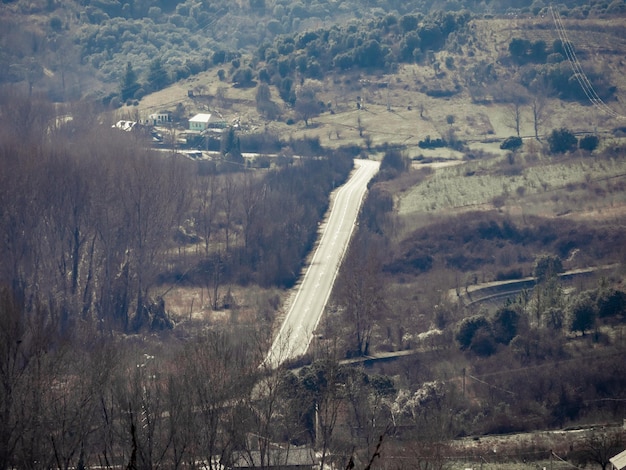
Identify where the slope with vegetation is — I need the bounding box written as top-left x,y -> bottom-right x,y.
1,0 -> 626,467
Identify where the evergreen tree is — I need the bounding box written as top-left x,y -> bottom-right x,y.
120,62 -> 140,101
491,307 -> 520,345
147,58 -> 169,92
220,127 -> 243,165
456,315 -> 490,350
548,128 -> 577,154
568,291 -> 596,336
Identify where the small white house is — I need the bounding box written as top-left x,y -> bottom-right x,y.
189,113 -> 212,131
146,112 -> 169,126
113,120 -> 137,132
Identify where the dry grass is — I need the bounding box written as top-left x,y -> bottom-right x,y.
395,152 -> 626,230
122,15 -> 626,158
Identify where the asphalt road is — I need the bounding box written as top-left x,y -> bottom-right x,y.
264,158 -> 380,368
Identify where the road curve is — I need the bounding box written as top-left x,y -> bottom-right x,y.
264,159 -> 380,368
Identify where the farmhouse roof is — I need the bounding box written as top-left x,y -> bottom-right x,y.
113,120 -> 137,131
189,113 -> 212,123
610,449 -> 626,470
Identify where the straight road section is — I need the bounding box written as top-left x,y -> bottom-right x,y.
264,159 -> 380,368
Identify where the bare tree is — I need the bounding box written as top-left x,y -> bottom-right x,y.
507,100 -> 523,137
0,286 -> 28,470
333,233 -> 387,356
240,172 -> 266,257
531,95 -> 548,141
195,172 -> 220,257
181,331 -> 254,469
578,428 -> 625,470
529,78 -> 552,141
111,352 -> 175,470
221,173 -> 240,254
47,339 -> 115,470
0,291 -> 64,470
117,149 -> 189,331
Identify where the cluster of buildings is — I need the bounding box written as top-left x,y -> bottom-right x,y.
113,111 -> 227,135
112,111 -> 230,157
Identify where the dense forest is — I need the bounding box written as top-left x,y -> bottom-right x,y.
1,0 -> 624,103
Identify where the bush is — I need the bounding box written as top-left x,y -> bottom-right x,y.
418,136 -> 447,149
500,136 -> 523,150
380,149 -> 410,174
456,315 -> 490,350
579,134 -> 599,152
548,128 -> 577,154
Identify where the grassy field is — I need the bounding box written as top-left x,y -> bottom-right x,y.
121,15 -> 626,156
397,152 -> 626,220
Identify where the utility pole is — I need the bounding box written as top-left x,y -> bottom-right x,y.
463,368 -> 466,396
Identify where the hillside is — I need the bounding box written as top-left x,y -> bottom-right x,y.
1,1 -> 626,469
114,13 -> 626,161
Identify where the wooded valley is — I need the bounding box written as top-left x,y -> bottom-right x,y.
1,0 -> 626,468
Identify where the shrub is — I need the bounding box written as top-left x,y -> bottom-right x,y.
579,134 -> 599,152
548,128 -> 577,154
500,136 -> 523,150
456,315 -> 490,350
491,307 -> 519,345
568,291 -> 596,335
418,136 -> 447,149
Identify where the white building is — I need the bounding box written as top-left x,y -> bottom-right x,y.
189,113 -> 212,131
610,449 -> 626,470
145,112 -> 169,126
112,120 -> 137,131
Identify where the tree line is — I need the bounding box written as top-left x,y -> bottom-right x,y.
0,288 -> 400,470
326,151 -> 626,440
0,92 -> 353,335
13,276 -> 620,470
3,0 -> 623,102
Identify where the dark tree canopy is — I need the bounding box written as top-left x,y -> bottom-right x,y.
492,307 -> 520,345
568,291 -> 596,335
533,254 -> 563,283
120,61 -> 140,101
456,315 -> 490,350
579,134 -> 599,152
548,128 -> 578,154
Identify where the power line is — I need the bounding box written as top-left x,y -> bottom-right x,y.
471,349 -> 625,380
549,5 -> 626,120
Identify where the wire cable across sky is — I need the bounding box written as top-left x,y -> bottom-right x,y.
550,4 -> 626,120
